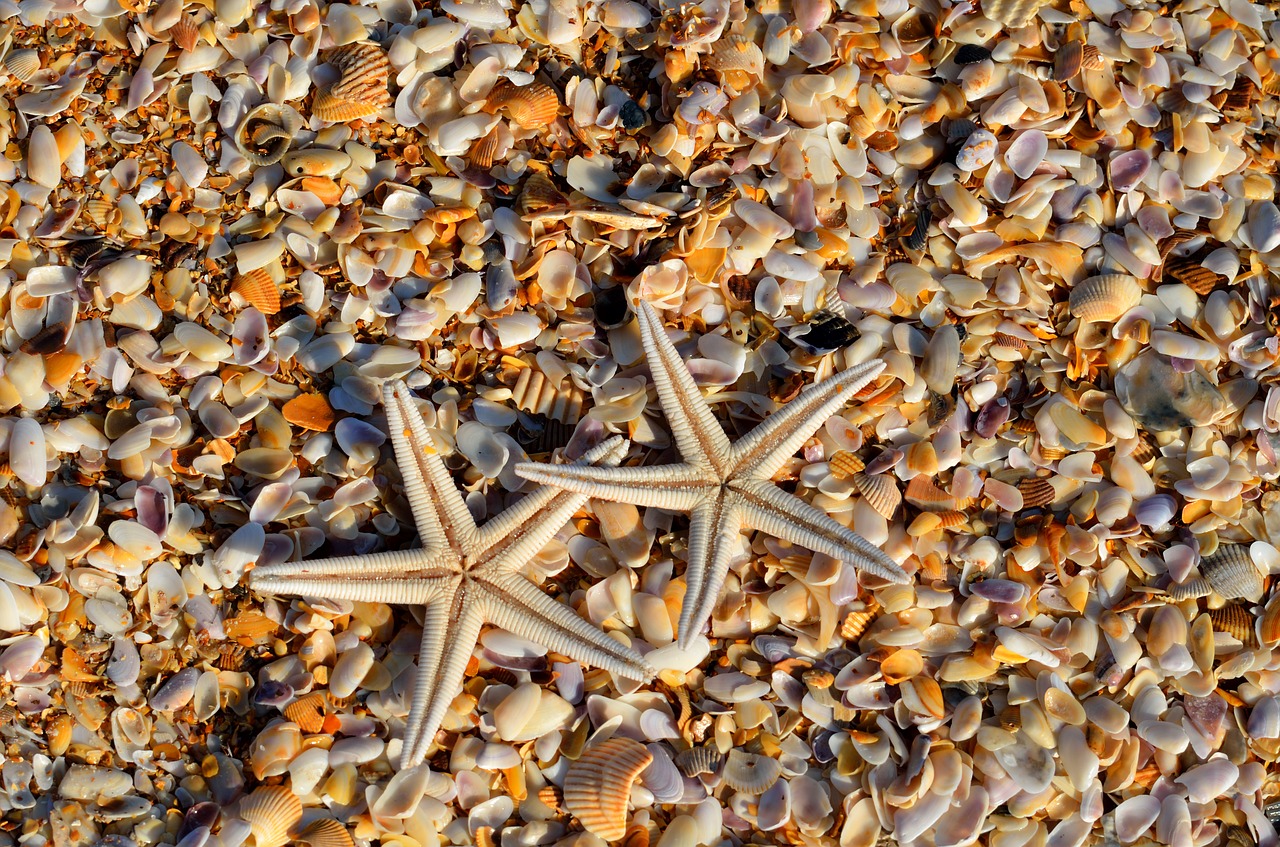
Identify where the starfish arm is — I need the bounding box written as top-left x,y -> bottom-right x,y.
250,568 -> 454,606
400,586 -> 486,769
677,492 -> 747,650
729,359 -> 887,479
635,300 -> 733,473
384,381 -> 480,548
733,479 -> 910,584
249,548 -> 444,582
483,575 -> 655,682
478,437 -> 627,561
513,460 -> 712,511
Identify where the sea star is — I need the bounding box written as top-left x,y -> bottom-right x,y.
516,300 -> 909,650
250,381 -> 655,768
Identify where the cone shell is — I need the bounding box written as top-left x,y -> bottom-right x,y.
283,690 -> 327,732
853,472 -> 901,518
283,393 -> 336,432
231,268 -> 282,315
1068,274 -> 1142,324
1209,604 -> 1256,646
1017,477 -> 1056,508
981,0 -> 1045,27
721,749 -> 782,794
295,820 -> 354,847
563,737 -> 652,841
240,785 -> 303,847
313,86 -> 382,122
4,49 -> 39,82
486,79 -> 559,129
325,43 -> 392,108
674,745 -> 724,777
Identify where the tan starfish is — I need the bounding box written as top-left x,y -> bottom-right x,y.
250,381 -> 654,768
516,300 -> 909,649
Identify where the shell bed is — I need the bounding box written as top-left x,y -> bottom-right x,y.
4,0 -> 1280,846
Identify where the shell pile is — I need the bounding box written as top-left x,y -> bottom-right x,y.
7,0 -> 1280,846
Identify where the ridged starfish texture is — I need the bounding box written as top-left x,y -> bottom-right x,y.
250,381 -> 655,768
516,300 -> 910,650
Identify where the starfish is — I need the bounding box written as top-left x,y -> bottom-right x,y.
516,300 -> 909,650
250,381 -> 655,768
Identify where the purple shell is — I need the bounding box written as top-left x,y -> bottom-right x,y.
1110,149 -> 1151,193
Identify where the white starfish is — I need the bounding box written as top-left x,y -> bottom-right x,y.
516,300 -> 909,650
250,381 -> 655,768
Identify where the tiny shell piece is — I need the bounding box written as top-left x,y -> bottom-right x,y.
981,0 -> 1045,27
563,737 -> 653,840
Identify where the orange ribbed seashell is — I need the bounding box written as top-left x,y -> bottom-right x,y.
312,86 -> 382,122
295,819 -> 353,847
1209,604 -> 1256,646
485,79 -> 559,128
828,450 -> 865,479
284,691 -> 328,733
324,42 -> 392,107
470,125 -> 502,169
904,476 -> 955,511
563,737 -> 652,841
1017,476 -> 1056,508
852,472 -> 900,518
169,14 -> 200,51
231,268 -> 281,315
239,786 -> 303,847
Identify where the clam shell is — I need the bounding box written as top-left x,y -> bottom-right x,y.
485,79 -> 559,129
981,0 -> 1045,27
563,737 -> 653,841
1164,257 -> 1221,295
1208,604 -> 1256,646
1017,477 -> 1055,508
904,476 -> 955,512
325,43 -> 392,108
1199,544 -> 1264,602
282,393 -> 336,432
295,819 -> 354,847
829,451 -> 865,479
722,749 -> 782,794
880,648 -> 924,684
1069,274 -> 1142,324
674,745 -> 724,777
169,15 -> 200,51
313,86 -> 382,122
4,49 -> 39,82
239,785 -> 303,847
705,35 -> 764,77
922,325 -> 961,395
283,691 -> 327,733
853,472 -> 900,518
231,267 -> 282,314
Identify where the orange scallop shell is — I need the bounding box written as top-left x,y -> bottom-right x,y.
231,268 -> 281,315
295,819 -> 354,847
485,79 -> 559,129
563,737 -> 652,841
904,476 -> 954,512
325,43 -> 392,107
283,690 -> 327,733
852,472 -> 900,518
239,786 -> 303,847
312,86 -> 382,122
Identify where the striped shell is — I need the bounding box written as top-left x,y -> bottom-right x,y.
1170,544 -> 1265,603
981,0 -> 1045,27
853,472 -> 901,518
674,745 -> 724,777
841,597 -> 881,642
1017,477 -> 1056,508
721,750 -> 782,794
705,36 -> 764,77
485,79 -> 560,129
4,49 -> 39,82
904,476 -> 955,512
169,15 -> 200,51
1164,257 -> 1221,295
295,820 -> 354,847
239,785 -> 303,847
563,738 -> 652,841
1209,604 -> 1256,646
283,690 -> 327,732
829,451 -> 865,479
1053,41 -> 1083,81
325,43 -> 392,108
313,86 -> 382,122
470,126 -> 503,169
1068,274 -> 1142,324
231,267 -> 281,314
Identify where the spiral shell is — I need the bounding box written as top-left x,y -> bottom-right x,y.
239,785 -> 303,847
563,737 -> 653,841
721,750 -> 782,794
1068,274 -> 1142,324
485,79 -> 560,129
235,103 -> 304,166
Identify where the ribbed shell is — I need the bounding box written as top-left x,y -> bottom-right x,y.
904,476 -> 955,511
231,268 -> 281,314
169,15 -> 200,51
5,49 -> 39,82
1017,477 -> 1056,508
1209,604 -> 1256,646
239,785 -> 303,847
519,172 -> 569,213
705,36 -> 764,76
981,0 -> 1045,27
721,749 -> 783,794
563,737 -> 652,840
853,472 -> 900,518
1053,40 -> 1083,81
325,43 -> 392,108
313,86 -> 382,122
828,451 -> 865,479
295,819 -> 354,847
283,690 -> 327,732
840,598 -> 881,642
674,745 -> 724,777
1068,274 -> 1142,323
470,125 -> 502,169
1170,545 -> 1264,603
486,79 -> 560,129
1164,257 -> 1221,295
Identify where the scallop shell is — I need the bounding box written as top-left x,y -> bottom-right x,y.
313,86 -> 382,122
1080,44 -> 1103,70
169,15 -> 200,51
231,268 -> 282,314
295,820 -> 354,847
1164,257 -> 1221,295
721,750 -> 782,794
239,785 -> 303,847
829,451 -> 865,479
981,0 -> 1045,27
674,745 -> 724,777
904,476 -> 955,512
282,393 -> 336,432
326,43 -> 392,103
705,36 -> 764,77
1017,477 -> 1055,508
1170,545 -> 1265,603
283,691 -> 327,733
1209,604 -> 1256,646
853,472 -> 901,518
519,172 -> 569,214
563,738 -> 653,841
470,125 -> 502,170
5,49 -> 39,82
485,79 -> 559,129
1069,274 -> 1142,324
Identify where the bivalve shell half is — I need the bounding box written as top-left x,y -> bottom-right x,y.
853,472 -> 901,518
4,49 -> 39,82
295,820 -> 354,847
674,745 -> 725,777
1208,605 -> 1256,646
485,79 -> 559,129
981,0 -> 1046,27
313,86 -> 382,122
1069,275 -> 1142,324
325,43 -> 392,108
239,785 -> 303,847
282,393 -> 336,432
231,267 -> 282,314
722,749 -> 783,794
563,737 -> 653,841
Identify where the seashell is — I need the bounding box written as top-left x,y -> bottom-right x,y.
1164,257 -> 1222,296
905,476 -> 955,512
236,103 -> 303,166
1017,477 -> 1055,508
239,785 -> 303,847
674,746 -> 724,777
853,472 -> 901,518
705,36 -> 764,80
563,737 -> 653,841
295,820 -> 354,847
325,43 -> 392,107
231,267 -> 282,314
953,45 -> 990,64
1208,605 -> 1256,646
4,49 -> 39,82
282,393 -> 336,432
169,15 -> 200,51
921,325 -> 960,395
1116,351 -> 1226,432
484,79 -> 559,129
313,86 -> 382,122
1053,41 -> 1083,81
981,0 -> 1045,27
1169,545 -> 1265,603
841,597 -> 881,642
828,451 -> 865,479
880,648 -> 924,684
284,691 -> 328,733
1069,275 -> 1142,324
722,750 -> 782,794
